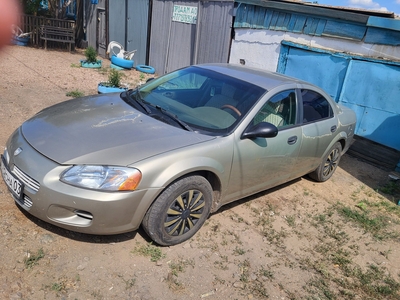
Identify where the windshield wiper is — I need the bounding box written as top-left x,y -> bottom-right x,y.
155,105 -> 193,132
128,88 -> 151,114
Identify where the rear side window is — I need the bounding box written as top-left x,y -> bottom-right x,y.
301,89 -> 333,123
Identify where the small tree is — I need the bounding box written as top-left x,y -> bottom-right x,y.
20,0 -> 73,18
20,0 -> 43,15
84,46 -> 98,63
108,69 -> 123,87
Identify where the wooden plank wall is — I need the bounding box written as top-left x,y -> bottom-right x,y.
17,15 -> 75,49
234,3 -> 400,45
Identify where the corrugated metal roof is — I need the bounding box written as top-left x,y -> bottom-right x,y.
238,0 -> 396,19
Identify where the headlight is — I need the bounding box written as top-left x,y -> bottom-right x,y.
60,165 -> 142,191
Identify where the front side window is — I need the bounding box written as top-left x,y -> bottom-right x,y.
301,89 -> 333,123
253,90 -> 297,129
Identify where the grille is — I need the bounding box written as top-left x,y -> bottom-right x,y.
15,195 -> 33,209
13,165 -> 40,192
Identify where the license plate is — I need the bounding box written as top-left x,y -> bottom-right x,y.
1,155 -> 23,200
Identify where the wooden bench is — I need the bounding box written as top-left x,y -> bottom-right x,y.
40,25 -> 75,52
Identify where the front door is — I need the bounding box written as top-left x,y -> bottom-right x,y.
224,89 -> 302,202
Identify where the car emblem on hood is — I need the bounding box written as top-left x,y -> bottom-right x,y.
14,147 -> 23,156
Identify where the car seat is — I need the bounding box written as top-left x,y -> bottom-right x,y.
205,83 -> 237,108
254,101 -> 285,127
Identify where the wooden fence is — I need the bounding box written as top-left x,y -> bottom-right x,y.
17,14 -> 76,50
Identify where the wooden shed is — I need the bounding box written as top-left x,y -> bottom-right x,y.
83,0 -> 234,73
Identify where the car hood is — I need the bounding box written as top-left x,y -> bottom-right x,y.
21,93 -> 214,165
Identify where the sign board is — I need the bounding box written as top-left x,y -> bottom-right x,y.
172,5 -> 198,24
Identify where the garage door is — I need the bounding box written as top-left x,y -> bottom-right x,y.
278,42 -> 400,151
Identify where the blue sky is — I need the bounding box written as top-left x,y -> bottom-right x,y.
313,0 -> 400,15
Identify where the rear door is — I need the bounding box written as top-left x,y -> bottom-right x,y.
294,88 -> 338,176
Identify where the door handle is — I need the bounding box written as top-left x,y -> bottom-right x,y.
287,136 -> 297,145
331,125 -> 337,133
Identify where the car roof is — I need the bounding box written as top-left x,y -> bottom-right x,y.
196,63 -> 308,91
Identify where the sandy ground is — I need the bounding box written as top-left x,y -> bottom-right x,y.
0,46 -> 399,300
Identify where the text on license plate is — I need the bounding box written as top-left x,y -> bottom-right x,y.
1,155 -> 23,199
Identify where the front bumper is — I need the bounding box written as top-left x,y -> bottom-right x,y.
1,127 -> 161,235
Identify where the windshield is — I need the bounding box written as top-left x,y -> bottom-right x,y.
129,66 -> 265,135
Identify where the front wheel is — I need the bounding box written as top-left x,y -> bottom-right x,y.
142,176 -> 212,246
309,142 -> 342,182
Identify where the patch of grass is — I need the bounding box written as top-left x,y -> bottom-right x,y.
214,255 -> 229,270
132,242 -> 165,262
259,266 -> 274,279
239,259 -> 251,283
225,230 -> 243,245
70,63 -> 80,68
254,213 -> 272,227
337,206 -> 389,237
306,277 -> 335,300
379,181 -> 400,196
313,213 -> 327,224
344,264 -> 400,299
330,248 -> 352,268
24,248 -> 44,269
165,271 -> 184,291
169,258 -> 194,277
50,282 -> 66,292
286,215 -> 296,227
165,258 -> 194,291
355,201 -> 368,211
233,246 -> 246,256
262,227 -> 288,246
66,89 -> 84,98
369,199 -> 400,216
120,276 -> 136,290
323,224 -> 349,244
252,281 -> 269,298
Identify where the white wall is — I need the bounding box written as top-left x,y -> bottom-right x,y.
229,28 -> 400,71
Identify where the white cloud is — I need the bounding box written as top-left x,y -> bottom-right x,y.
349,0 -> 389,11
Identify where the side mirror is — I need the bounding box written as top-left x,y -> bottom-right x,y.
241,122 -> 278,139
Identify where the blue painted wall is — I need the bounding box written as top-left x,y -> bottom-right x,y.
235,3 -> 400,154
234,3 -> 400,45
277,42 -> 400,151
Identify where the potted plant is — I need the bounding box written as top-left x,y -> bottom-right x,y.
98,69 -> 129,94
80,46 -> 102,68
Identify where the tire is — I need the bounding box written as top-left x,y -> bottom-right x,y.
142,176 -> 212,246
111,55 -> 134,69
136,64 -> 155,74
309,142 -> 342,182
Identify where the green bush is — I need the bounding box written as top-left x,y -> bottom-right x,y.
108,69 -> 123,87
84,46 -> 98,63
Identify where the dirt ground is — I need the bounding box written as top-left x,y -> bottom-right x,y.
0,46 -> 400,300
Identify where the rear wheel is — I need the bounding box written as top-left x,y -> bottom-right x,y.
142,176 -> 212,246
309,142 -> 342,182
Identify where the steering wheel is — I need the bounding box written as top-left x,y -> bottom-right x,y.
221,104 -> 241,116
